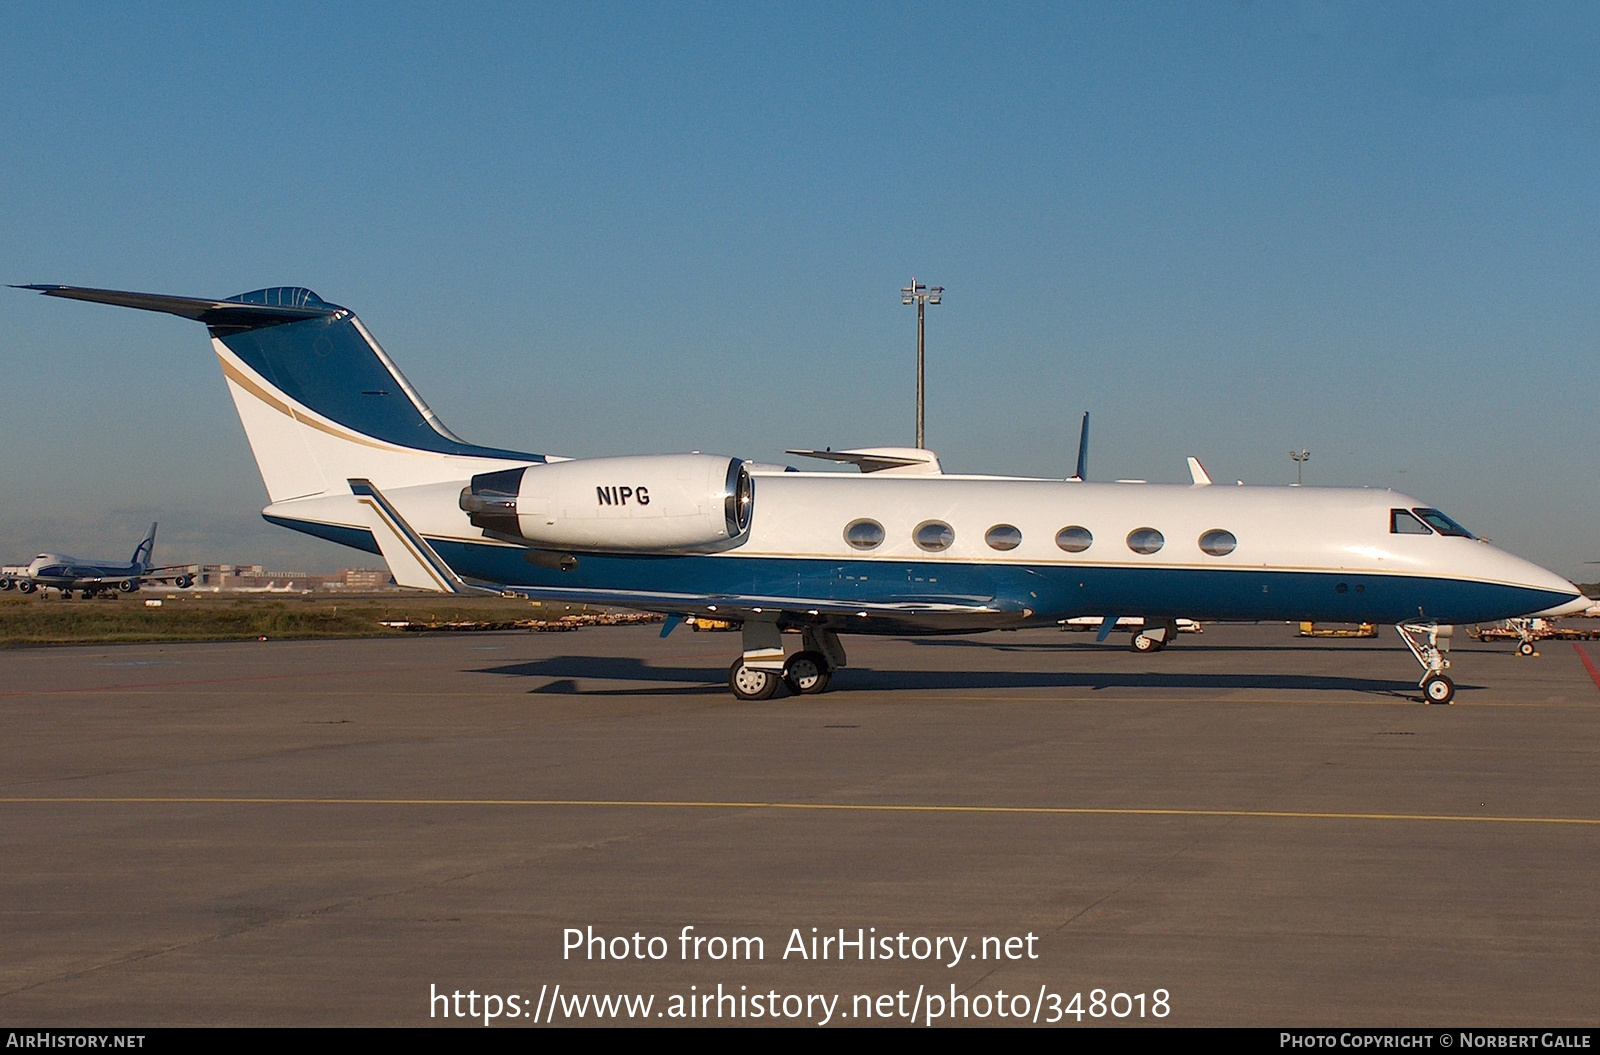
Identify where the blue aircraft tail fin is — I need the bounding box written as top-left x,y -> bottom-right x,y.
18,284 -> 543,504
132,523 -> 157,569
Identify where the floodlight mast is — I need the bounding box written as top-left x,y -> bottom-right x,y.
1291,448 -> 1311,486
901,278 -> 943,449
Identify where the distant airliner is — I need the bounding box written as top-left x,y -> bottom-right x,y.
0,522 -> 195,597
18,283 -> 1588,703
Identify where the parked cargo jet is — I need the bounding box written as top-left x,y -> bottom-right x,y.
19,284 -> 1588,703
0,522 -> 195,597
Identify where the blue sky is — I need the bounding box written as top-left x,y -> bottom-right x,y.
3,2 -> 1598,576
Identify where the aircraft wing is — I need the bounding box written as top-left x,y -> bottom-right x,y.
129,565 -> 198,586
785,448 -> 943,475
479,582 -> 1034,632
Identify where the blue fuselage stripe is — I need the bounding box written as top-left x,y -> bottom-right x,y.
424,538 -> 1566,627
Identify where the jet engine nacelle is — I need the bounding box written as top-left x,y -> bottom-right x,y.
460,454 -> 753,553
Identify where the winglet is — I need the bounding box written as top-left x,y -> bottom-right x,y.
1070,412 -> 1089,481
785,448 -> 942,475
1187,457 -> 1212,486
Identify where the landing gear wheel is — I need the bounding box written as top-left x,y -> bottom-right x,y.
728,658 -> 780,701
1423,674 -> 1455,705
1131,632 -> 1162,653
782,651 -> 832,695
1517,641 -> 1536,657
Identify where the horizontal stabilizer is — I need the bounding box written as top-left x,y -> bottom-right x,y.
15,285 -> 338,335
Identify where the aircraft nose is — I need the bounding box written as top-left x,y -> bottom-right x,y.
1532,594 -> 1594,618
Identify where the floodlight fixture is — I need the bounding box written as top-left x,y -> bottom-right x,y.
1291,448 -> 1311,486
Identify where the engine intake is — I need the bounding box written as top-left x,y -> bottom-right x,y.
461,454 -> 753,553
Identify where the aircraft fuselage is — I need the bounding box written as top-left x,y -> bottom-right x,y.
274,471 -> 1576,632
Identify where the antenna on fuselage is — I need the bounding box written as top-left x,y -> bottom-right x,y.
1069,411 -> 1089,481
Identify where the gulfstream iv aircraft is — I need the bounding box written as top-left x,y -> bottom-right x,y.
20,284 -> 1588,703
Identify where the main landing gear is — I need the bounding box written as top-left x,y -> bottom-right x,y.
1396,622 -> 1455,705
726,623 -> 846,700
1131,620 -> 1180,653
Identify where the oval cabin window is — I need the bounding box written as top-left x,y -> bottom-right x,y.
1055,526 -> 1093,553
1199,529 -> 1237,556
1126,528 -> 1164,554
985,524 -> 1022,551
914,521 -> 955,552
844,519 -> 885,550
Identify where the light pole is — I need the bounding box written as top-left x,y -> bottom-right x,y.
1290,448 -> 1310,486
902,278 -> 942,449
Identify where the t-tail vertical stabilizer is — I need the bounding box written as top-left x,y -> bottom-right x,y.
17,284 -> 543,574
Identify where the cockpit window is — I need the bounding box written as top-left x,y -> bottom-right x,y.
1413,508 -> 1474,539
1390,509 -> 1433,535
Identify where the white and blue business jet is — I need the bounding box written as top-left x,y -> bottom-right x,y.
19,283 -> 1587,704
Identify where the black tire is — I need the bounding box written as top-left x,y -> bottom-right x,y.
728,658 -> 780,700
782,651 -> 832,695
1131,632 -> 1158,653
1423,674 -> 1455,705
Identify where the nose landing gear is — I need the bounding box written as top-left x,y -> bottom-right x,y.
1397,622 -> 1455,705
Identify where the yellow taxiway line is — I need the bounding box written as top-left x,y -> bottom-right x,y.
1,797 -> 1598,827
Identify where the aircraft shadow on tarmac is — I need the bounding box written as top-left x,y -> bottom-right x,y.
476,656 -> 1439,701
908,637 -> 1462,656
